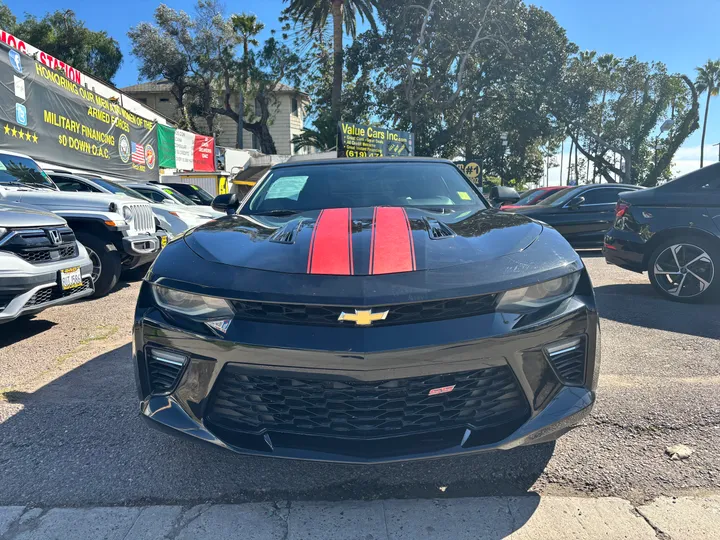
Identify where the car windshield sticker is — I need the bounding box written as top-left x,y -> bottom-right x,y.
0,161 -> 6,171
191,185 -> 199,190
457,191 -> 471,201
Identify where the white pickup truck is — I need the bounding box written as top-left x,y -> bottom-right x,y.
0,150 -> 166,297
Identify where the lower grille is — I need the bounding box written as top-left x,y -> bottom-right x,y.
26,279 -> 92,307
206,365 -> 529,438
545,337 -> 586,386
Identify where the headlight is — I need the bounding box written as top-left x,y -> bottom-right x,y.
497,273 -> 580,312
152,285 -> 234,318
122,207 -> 133,221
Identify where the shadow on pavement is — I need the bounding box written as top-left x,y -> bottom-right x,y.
594,283 -> 720,339
0,317 -> 56,347
0,341 -> 549,533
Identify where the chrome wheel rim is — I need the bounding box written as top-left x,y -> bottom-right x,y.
654,243 -> 714,298
86,247 -> 102,284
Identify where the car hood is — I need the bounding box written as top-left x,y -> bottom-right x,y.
0,187 -> 143,211
0,201 -> 67,227
184,206 -> 544,275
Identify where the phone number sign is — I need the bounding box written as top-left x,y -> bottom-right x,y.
337,122 -> 414,158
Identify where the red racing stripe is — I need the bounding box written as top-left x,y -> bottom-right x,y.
370,207 -> 416,275
307,208 -> 353,275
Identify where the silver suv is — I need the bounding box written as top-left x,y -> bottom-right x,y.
0,202 -> 93,324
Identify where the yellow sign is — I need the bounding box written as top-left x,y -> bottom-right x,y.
338,309 -> 390,326
463,162 -> 481,180
458,191 -> 472,200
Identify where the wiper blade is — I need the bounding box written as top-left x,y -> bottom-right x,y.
253,209 -> 299,216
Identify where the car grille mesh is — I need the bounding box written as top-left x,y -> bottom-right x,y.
26,279 -> 92,307
545,337 -> 586,386
231,294 -> 498,327
126,204 -> 154,234
1,228 -> 78,265
147,352 -> 186,393
206,365 -> 530,438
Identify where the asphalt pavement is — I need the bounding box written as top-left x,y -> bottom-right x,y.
0,255 -> 719,510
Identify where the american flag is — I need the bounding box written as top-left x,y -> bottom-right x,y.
131,142 -> 145,165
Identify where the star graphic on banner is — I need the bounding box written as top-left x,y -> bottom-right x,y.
17,129 -> 24,139
3,124 -> 9,135
32,133 -> 38,143
10,126 -> 17,137
24,131 -> 31,141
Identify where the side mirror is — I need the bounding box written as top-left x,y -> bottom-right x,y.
568,196 -> 585,209
212,193 -> 239,214
489,186 -> 520,207
162,198 -> 175,205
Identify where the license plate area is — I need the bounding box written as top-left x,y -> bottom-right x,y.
60,267 -> 82,290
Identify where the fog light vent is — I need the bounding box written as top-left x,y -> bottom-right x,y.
147,348 -> 187,393
545,337 -> 586,386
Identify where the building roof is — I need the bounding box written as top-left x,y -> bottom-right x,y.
121,79 -> 308,98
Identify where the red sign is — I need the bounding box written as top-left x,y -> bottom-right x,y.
193,135 -> 215,172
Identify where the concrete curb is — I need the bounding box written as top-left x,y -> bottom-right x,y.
1,496 -> 718,539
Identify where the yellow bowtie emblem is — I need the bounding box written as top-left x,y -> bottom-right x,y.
338,309 -> 389,326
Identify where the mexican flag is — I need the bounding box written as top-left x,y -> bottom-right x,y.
157,124 -> 215,172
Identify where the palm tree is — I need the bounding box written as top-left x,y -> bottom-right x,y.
283,0 -> 380,124
232,13 -> 265,83
696,59 -> 720,167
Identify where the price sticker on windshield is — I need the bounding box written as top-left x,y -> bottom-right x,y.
457,191 -> 472,201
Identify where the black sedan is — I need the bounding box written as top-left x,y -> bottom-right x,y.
604,163 -> 720,302
133,158 -> 599,463
506,183 -> 643,249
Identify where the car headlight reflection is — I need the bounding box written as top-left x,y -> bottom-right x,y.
152,285 -> 234,319
497,273 -> 580,312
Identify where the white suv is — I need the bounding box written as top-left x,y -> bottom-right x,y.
0,151 -> 166,297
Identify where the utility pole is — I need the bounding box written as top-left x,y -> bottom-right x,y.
560,140 -> 564,185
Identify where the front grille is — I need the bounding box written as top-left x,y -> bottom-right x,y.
206,365 -> 529,438
126,204 -> 154,234
0,227 -> 78,265
545,337 -> 586,386
25,278 -> 92,307
231,294 -> 498,327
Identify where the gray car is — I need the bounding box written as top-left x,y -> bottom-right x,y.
0,202 -> 94,324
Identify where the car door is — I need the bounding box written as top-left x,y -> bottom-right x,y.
560,187 -> 633,247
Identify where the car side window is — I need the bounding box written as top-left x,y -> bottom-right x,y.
579,188 -> 624,205
52,177 -> 94,192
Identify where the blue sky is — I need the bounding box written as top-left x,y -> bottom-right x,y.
4,0 -> 718,174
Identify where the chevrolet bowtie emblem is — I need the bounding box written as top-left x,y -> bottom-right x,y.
338,309 -> 389,326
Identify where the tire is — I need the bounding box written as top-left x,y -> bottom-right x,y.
647,235 -> 720,303
76,233 -> 122,298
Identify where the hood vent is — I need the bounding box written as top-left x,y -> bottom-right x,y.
423,217 -> 456,240
269,219 -> 307,245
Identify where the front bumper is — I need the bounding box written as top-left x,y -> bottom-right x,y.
133,280 -> 600,463
0,246 -> 94,323
120,233 -> 167,269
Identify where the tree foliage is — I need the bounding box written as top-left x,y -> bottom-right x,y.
1,6 -> 122,83
129,2 -> 304,153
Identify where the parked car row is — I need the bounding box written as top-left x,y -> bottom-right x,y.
0,151 -> 221,323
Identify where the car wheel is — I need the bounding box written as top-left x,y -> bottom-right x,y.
648,236 -> 719,303
76,233 -> 122,298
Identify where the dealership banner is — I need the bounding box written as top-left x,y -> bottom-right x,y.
337,122 -> 414,158
0,41 -> 158,180
454,158 -> 483,185
157,124 -> 215,172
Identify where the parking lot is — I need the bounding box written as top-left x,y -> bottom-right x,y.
1,254 -> 719,509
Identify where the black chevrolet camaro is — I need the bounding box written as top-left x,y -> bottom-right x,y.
133,158 -> 599,463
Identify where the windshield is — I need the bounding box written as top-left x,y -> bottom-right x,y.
173,184 -> 214,204
90,178 -> 152,202
161,186 -> 196,205
243,162 -> 486,215
0,154 -> 56,190
537,186 -> 582,206
513,188 -> 543,206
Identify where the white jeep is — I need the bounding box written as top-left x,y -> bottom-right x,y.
0,151 -> 166,297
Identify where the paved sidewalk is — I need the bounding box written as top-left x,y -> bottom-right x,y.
1,495 -> 719,540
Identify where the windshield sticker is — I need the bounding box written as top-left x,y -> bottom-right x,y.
191,185 -> 199,190
0,161 -> 6,171
162,188 -> 174,195
457,191 -> 471,201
